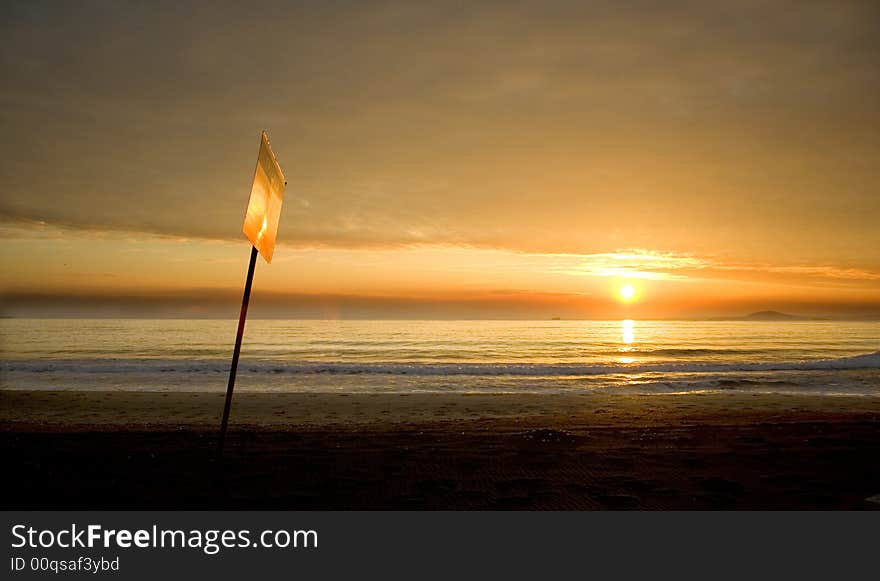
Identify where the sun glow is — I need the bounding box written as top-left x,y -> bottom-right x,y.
619,284 -> 636,301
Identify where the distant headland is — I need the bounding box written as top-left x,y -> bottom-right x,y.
713,311 -> 824,321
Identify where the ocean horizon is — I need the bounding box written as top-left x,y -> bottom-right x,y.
2,318 -> 878,396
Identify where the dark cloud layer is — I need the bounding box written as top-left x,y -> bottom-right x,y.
1,0 -> 879,262
4,287 -> 879,320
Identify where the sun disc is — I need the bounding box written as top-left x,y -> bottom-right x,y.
620,284 -> 636,300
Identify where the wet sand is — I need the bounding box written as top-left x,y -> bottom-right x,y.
2,390 -> 880,509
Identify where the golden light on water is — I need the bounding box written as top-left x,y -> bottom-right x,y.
617,319 -> 636,363
622,319 -> 635,344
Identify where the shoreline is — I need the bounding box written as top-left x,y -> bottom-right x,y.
3,390 -> 880,431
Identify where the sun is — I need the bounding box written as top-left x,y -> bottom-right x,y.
619,284 -> 636,301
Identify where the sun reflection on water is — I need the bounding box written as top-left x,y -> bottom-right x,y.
622,319 -> 635,344
618,319 -> 636,363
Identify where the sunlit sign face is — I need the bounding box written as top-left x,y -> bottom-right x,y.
242,131 -> 286,263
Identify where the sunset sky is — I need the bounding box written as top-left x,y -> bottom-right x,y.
2,0 -> 879,318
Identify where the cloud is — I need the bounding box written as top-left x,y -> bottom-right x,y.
556,250 -> 709,280
3,215 -> 880,293
544,251 -> 880,285
0,0 -> 878,268
709,263 -> 880,285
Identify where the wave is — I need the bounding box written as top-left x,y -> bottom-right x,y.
647,348 -> 770,356
3,351 -> 879,377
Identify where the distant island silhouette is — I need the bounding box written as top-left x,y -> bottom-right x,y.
712,311 -> 825,321
745,310 -> 803,320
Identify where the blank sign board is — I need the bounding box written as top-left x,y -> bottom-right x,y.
242,131 -> 286,263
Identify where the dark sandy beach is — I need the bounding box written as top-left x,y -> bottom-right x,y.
2,390 -> 880,509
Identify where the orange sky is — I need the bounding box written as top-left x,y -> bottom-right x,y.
1,1 -> 879,318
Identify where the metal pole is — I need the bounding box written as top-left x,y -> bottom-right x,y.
218,245 -> 259,455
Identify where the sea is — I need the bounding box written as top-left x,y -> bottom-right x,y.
1,319 -> 878,396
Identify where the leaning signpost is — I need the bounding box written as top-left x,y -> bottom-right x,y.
218,131 -> 286,455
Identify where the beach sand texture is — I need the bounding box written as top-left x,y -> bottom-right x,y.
3,390 -> 880,509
